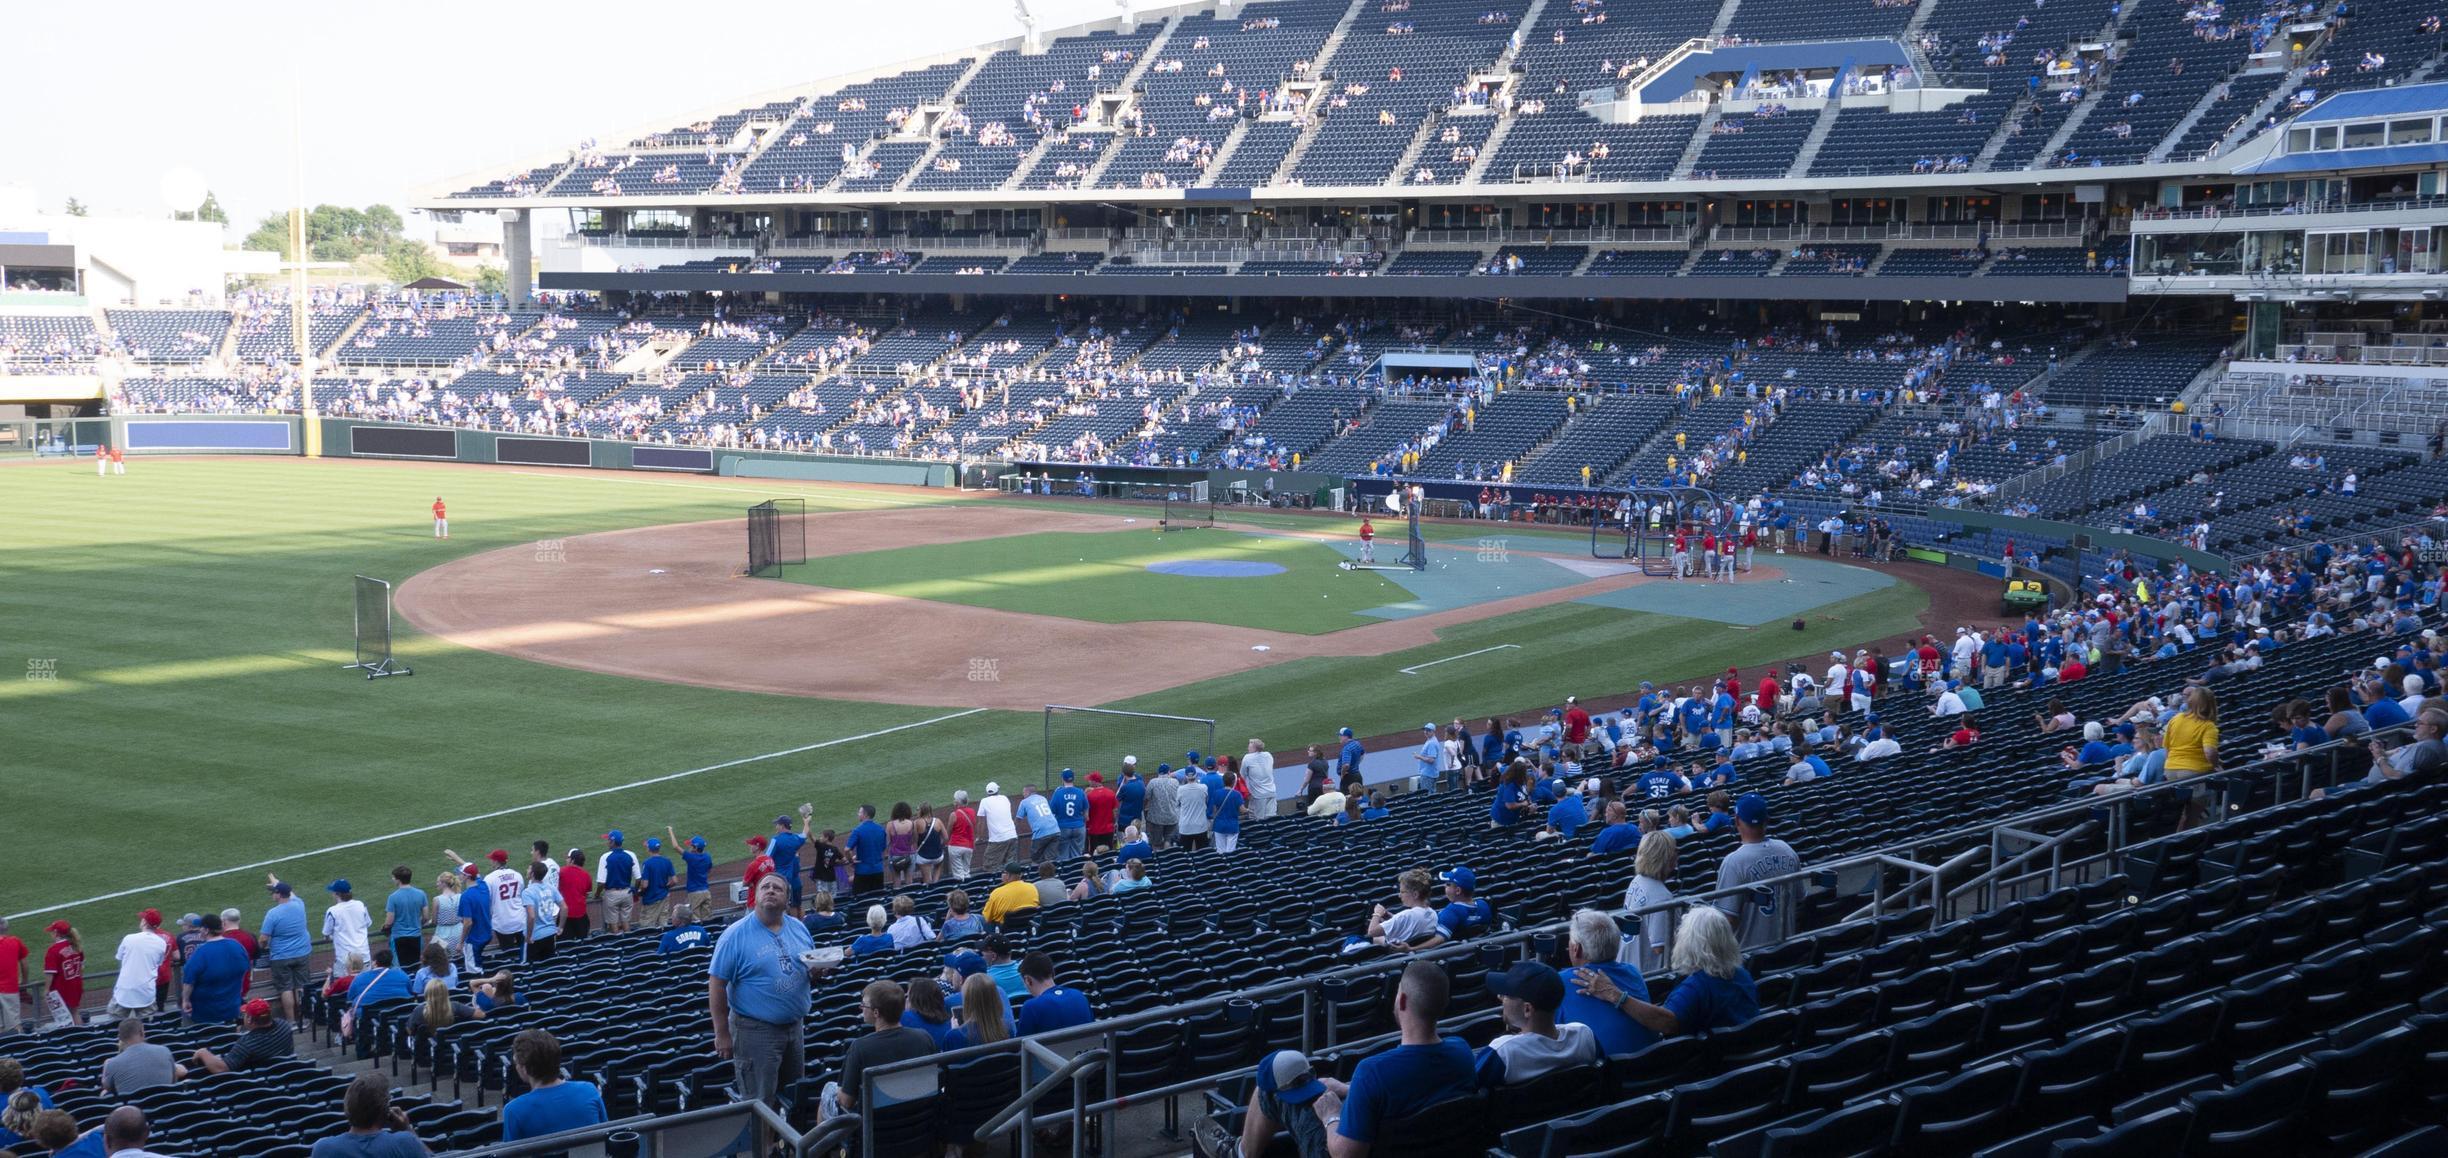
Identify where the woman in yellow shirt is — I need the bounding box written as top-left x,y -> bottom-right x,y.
2163,686 -> 2220,827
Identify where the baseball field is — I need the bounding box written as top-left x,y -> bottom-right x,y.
6,455 -> 1936,945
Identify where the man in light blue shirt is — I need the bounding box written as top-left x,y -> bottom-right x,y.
1017,788 -> 1059,866
709,874 -> 816,1109
1415,724 -> 1442,793
259,879 -> 313,1024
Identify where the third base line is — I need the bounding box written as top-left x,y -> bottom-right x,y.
1399,644 -> 1521,675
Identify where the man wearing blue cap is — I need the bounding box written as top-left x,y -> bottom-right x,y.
1422,867 -> 1490,949
596,833 -> 638,935
1336,727 -> 1364,778
639,838 -> 677,928
1715,793 -> 1801,949
769,810 -> 810,914
1476,961 -> 1599,1087
1050,771 -> 1088,863
668,827 -> 715,925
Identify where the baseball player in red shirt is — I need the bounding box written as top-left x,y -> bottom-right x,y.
431,497 -> 448,539
1358,516 -> 1376,564
109,446 -> 125,475
95,444 -> 109,477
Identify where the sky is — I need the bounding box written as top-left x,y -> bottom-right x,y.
7,0 -> 1123,235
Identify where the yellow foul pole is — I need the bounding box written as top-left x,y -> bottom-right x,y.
292,64 -> 321,457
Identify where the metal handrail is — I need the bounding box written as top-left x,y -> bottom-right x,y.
452,1096 -> 802,1157
972,1041 -> 1111,1158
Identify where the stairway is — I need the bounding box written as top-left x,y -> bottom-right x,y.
1671,104 -> 1721,179
1707,0 -> 1744,39
823,139 -> 885,193
1313,0 -> 1372,77
1196,120 -> 1253,187
891,138 -> 946,192
1465,114 -> 1516,183
1973,94 -> 2035,170
1391,111 -> 1448,185
1786,98 -> 1847,178
1004,132 -> 1067,190
2034,85 -> 2109,167
2149,73 -> 2244,163
1271,105 -> 1329,185
2205,65 -> 2317,159
1492,0 -> 1553,72
1902,0 -> 1946,38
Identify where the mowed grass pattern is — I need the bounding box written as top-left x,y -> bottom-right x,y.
785,528 -> 1411,633
3,458 -> 1925,970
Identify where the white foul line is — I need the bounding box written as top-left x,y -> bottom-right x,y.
4,707 -> 989,921
1399,644 -> 1521,675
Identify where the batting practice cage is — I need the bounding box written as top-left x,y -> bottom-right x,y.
1162,483 -> 1216,530
1045,705 -> 1216,782
745,498 -> 806,577
1347,484 -> 1427,572
344,574 -> 412,679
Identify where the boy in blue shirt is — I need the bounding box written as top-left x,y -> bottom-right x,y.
501,1030 -> 607,1142
668,828 -> 715,925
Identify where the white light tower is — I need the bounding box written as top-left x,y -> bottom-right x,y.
1015,0 -> 1044,54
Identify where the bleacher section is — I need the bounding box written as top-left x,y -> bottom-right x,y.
2039,334 -> 2226,405
105,309 -> 231,363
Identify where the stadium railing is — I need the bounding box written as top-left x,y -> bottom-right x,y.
852,719 -> 2408,1155
451,1097 -> 849,1157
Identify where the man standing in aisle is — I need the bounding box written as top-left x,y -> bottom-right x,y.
975,784 -> 1017,875
1240,739 -> 1278,819
1143,764 -> 1180,851
708,874 -> 816,1111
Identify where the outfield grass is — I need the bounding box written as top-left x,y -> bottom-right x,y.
785,527 -> 1409,633
5,458 -> 1926,957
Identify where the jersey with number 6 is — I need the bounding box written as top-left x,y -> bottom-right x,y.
486,869 -> 527,935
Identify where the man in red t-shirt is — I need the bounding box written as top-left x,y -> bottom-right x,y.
1754,671 -> 1782,717
558,850 -> 595,940
109,446 -> 125,475
1562,697 -> 1592,747
95,444 -> 109,477
946,793 -> 979,881
1357,517 -> 1376,564
0,918 -> 27,1033
431,496 -> 448,539
1084,773 -> 1119,851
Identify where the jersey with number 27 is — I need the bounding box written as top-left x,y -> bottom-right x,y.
486,870 -> 527,935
